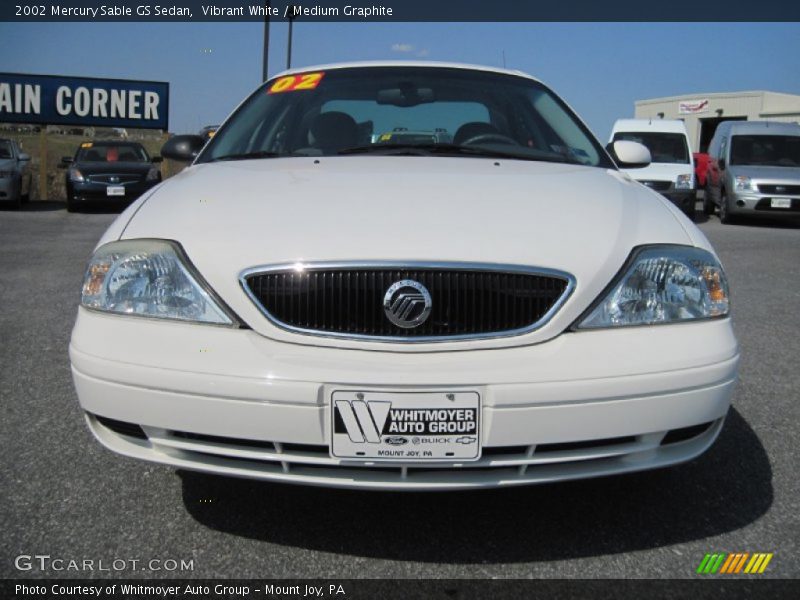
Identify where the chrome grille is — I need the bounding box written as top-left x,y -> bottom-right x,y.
640,180 -> 672,192
241,262 -> 573,341
87,174 -> 141,184
758,184 -> 800,195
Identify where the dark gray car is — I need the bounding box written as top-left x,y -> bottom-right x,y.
0,138 -> 32,209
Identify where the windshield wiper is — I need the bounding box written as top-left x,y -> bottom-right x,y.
209,150 -> 281,162
338,143 -> 581,164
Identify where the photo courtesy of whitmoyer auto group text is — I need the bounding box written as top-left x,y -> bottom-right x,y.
1,1 -> 798,599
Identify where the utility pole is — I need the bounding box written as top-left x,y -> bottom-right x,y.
262,2 -> 271,81
287,14 -> 295,69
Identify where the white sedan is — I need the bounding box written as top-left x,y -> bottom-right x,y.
70,62 -> 738,490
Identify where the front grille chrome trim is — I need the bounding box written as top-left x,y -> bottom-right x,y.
239,261 -> 576,343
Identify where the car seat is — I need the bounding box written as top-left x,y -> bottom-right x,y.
308,112 -> 358,154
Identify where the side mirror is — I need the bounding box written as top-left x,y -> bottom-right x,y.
718,158 -> 726,170
161,135 -> 205,162
18,152 -> 31,162
151,155 -> 163,163
58,156 -> 73,168
606,141 -> 651,169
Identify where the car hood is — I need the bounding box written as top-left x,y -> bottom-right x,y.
74,161 -> 154,175
729,164 -> 800,182
121,156 -> 697,350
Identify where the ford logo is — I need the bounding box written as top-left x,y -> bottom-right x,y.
384,436 -> 409,446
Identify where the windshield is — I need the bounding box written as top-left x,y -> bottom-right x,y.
612,131 -> 689,164
76,144 -> 149,163
199,66 -> 611,167
730,135 -> 800,167
0,140 -> 13,159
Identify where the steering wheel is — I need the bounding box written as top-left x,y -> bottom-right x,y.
460,133 -> 518,146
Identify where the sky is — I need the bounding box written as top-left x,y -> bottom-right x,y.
1,21 -> 799,140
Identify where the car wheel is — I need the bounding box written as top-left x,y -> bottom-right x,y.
703,186 -> 715,215
66,197 -> 78,213
719,190 -> 735,224
685,199 -> 697,220
9,178 -> 22,209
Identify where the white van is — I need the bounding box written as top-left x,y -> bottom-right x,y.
609,119 -> 696,218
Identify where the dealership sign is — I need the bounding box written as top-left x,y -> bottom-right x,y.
679,99 -> 710,115
0,73 -> 169,129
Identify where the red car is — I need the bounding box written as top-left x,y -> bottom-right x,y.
693,152 -> 710,188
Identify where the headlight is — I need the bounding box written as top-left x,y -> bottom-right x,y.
146,166 -> 160,181
735,175 -> 755,192
675,174 -> 693,189
68,167 -> 85,182
81,239 -> 236,325
577,246 -> 730,329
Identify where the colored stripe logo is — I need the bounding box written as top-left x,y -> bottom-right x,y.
696,553 -> 773,574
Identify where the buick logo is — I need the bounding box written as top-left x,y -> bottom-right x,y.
109,176 -> 119,183
775,186 -> 786,193
383,279 -> 432,329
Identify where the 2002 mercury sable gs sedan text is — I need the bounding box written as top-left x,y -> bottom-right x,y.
69,62 -> 739,490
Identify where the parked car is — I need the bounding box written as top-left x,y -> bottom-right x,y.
693,152 -> 710,188
60,141 -> 162,212
374,128 -> 454,145
0,138 -> 32,209
704,120 -> 800,223
609,119 -> 696,218
70,62 -> 737,490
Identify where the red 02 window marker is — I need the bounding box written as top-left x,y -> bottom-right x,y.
268,72 -> 325,94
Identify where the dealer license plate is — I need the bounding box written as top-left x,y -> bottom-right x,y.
106,186 -> 125,196
330,390 -> 481,461
771,197 -> 792,209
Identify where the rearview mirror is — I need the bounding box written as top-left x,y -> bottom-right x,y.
606,141 -> 651,169
151,155 -> 163,163
377,87 -> 434,107
718,158 -> 726,170
161,135 -> 205,162
18,152 -> 30,162
58,156 -> 73,168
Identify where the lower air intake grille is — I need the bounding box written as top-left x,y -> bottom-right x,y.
95,415 -> 147,440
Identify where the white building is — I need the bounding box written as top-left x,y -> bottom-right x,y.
634,91 -> 800,153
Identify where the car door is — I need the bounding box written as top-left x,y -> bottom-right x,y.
708,136 -> 727,193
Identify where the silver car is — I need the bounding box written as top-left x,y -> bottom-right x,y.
704,121 -> 800,223
0,138 -> 32,209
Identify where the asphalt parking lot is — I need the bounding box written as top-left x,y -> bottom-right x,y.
1,202 -> 798,580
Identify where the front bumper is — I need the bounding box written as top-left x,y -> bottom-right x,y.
0,175 -> 17,200
663,188 -> 695,212
730,191 -> 800,216
70,308 -> 739,490
68,180 -> 158,203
